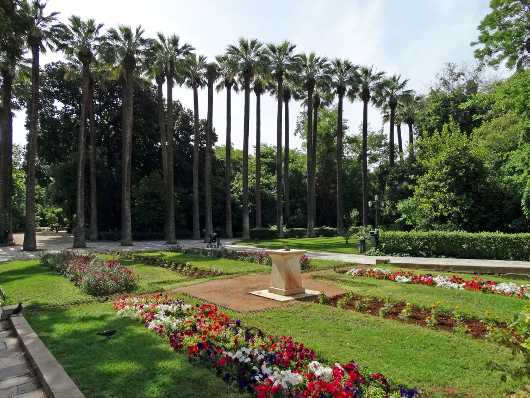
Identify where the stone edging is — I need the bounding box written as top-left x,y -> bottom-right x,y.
9,314 -> 84,398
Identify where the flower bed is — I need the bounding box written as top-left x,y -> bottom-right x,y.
344,267 -> 530,299
108,251 -> 224,278
114,295 -> 418,397
39,251 -> 139,296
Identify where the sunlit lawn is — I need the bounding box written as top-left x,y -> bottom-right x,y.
235,236 -> 372,254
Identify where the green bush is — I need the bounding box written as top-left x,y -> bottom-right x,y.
284,228 -> 307,238
379,231 -> 530,260
249,228 -> 278,240
314,227 -> 338,237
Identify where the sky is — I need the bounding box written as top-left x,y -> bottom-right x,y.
12,0 -> 498,152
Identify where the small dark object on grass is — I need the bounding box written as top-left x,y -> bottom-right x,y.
282,242 -> 290,251
10,302 -> 23,316
97,329 -> 116,338
100,296 -> 109,303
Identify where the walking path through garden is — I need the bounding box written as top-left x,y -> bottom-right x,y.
2,231 -> 530,277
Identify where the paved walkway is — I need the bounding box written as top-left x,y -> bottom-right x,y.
0,321 -> 45,398
2,232 -> 530,276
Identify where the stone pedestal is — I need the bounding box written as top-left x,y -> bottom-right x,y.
266,249 -> 306,296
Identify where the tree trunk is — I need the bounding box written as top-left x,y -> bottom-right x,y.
336,92 -> 344,234
283,98 -> 290,221
389,103 -> 396,166
23,40 -> 40,251
312,96 -> 319,230
225,84 -> 233,238
255,91 -> 261,228
408,122 -> 414,155
362,96 -> 369,226
0,65 -> 14,245
204,75 -> 214,242
73,61 -> 90,248
165,69 -> 177,244
120,69 -> 134,246
242,75 -> 250,239
192,85 -> 200,239
397,123 -> 403,161
88,77 -> 98,241
276,76 -> 284,238
306,85 -> 314,237
156,76 -> 167,236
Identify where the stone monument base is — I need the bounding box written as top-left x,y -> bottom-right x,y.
249,289 -> 320,302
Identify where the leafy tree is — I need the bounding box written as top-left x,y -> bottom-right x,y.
472,0 -> 530,71
22,0 -> 63,251
226,37 -> 264,239
105,24 -> 148,245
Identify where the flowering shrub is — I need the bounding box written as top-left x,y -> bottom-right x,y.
114,295 -> 418,397
40,251 -> 139,296
346,267 -> 530,299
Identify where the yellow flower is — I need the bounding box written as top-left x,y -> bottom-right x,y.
487,326 -> 491,331
341,298 -> 345,301
455,306 -> 460,310
367,299 -> 370,302
455,314 -> 460,318
402,309 -> 407,313
426,316 -> 431,320
320,290 -> 323,293
406,303 -> 411,307
493,327 -> 497,331
385,297 -> 390,301
365,294 -> 369,297
485,311 -> 490,316
431,304 -> 436,309
436,301 -> 441,305
468,328 -> 472,332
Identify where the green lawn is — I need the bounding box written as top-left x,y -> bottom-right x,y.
5,255 -> 530,397
234,236 -> 372,254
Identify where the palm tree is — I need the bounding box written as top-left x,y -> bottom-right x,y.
399,93 -> 421,155
62,15 -> 104,248
330,59 -> 356,234
155,33 -> 194,244
252,76 -> 266,228
215,55 -> 239,238
106,25 -> 148,246
181,53 -> 207,239
204,62 -> 219,242
265,41 -> 297,237
350,66 -> 385,226
226,38 -> 264,239
294,52 -> 329,237
22,0 -> 63,251
374,74 -> 410,166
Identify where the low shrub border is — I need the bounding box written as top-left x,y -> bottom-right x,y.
378,231 -> 530,261
114,295 -> 419,397
342,267 -> 530,299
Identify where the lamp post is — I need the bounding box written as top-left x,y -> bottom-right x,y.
368,195 -> 381,229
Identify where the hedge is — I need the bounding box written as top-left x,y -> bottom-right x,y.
379,231 -> 530,261
315,227 -> 338,237
285,228 -> 307,238
249,228 -> 278,240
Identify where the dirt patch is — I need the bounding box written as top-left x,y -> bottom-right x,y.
12,231 -> 74,246
165,272 -> 348,313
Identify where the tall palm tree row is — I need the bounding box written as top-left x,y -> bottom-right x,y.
265,41 -> 297,237
61,15 -> 105,248
181,53 -> 207,239
252,76 -> 265,228
215,55 -> 239,238
23,0 -> 63,251
205,62 -> 219,241
226,38 -> 264,240
350,66 -> 385,226
106,24 -> 148,246
330,59 -> 357,234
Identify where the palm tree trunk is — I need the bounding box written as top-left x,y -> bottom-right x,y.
362,97 -> 369,226
120,69 -> 134,246
408,122 -> 414,155
283,98 -> 290,221
306,85 -> 314,237
156,76 -> 167,236
389,104 -> 395,166
397,123 -> 403,161
336,93 -> 344,235
204,76 -> 214,242
225,84 -> 233,238
0,65 -> 14,245
276,77 -> 283,238
255,91 -> 261,228
242,75 -> 251,239
165,72 -> 177,244
192,85 -> 200,239
312,97 -> 319,229
23,40 -> 40,251
73,61 -> 90,248
88,78 -> 98,241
